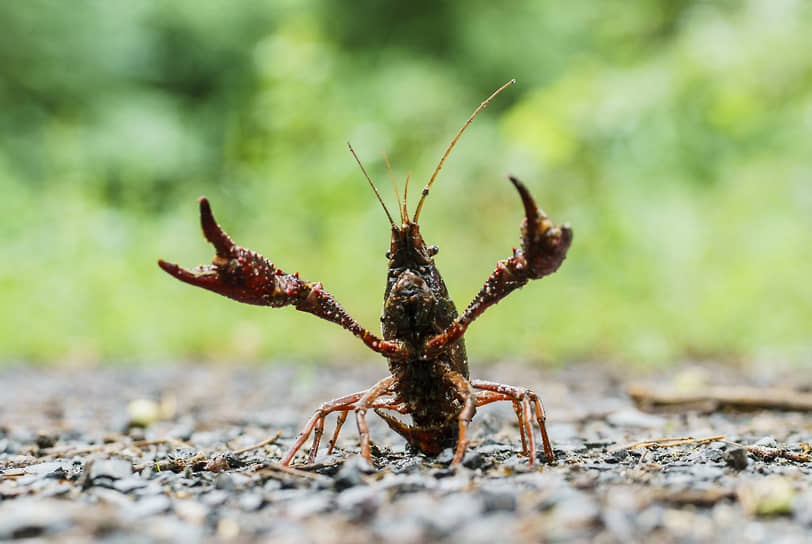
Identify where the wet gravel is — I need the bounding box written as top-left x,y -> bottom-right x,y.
0,362 -> 810,543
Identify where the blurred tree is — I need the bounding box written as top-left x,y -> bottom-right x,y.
0,0 -> 809,364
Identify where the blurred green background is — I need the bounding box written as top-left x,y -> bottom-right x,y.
1,0 -> 810,367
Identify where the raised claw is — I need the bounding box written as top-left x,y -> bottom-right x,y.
158,197 -> 241,290
509,176 -> 573,279
158,197 -> 281,306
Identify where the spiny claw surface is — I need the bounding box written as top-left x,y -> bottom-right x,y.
509,176 -> 573,278
158,197 -> 283,306
157,259 -> 216,285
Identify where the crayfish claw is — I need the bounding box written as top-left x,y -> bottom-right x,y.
509,176 -> 572,278
199,197 -> 237,259
157,259 -> 222,289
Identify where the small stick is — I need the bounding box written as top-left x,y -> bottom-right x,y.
40,443 -> 109,457
627,384 -> 812,412
133,451 -> 206,473
608,435 -> 725,453
132,439 -> 175,448
232,430 -> 282,455
722,440 -> 811,463
253,462 -> 331,482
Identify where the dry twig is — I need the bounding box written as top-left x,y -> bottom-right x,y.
608,435 -> 725,453
723,440 -> 810,463
627,384 -> 812,413
252,462 -> 331,482
133,451 -> 207,473
231,431 -> 282,455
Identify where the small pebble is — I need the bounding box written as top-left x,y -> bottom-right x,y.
480,484 -> 517,512
34,432 -> 57,449
794,490 -> 812,527
754,437 -> 778,449
334,455 -> 372,490
607,449 -> 629,463
239,492 -> 265,512
174,500 -> 209,525
724,448 -> 749,471
126,495 -> 172,519
434,448 -> 455,465
336,486 -> 380,519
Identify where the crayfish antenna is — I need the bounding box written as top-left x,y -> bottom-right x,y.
412,78 -> 517,223
382,151 -> 404,224
402,172 -> 411,222
348,141 -> 396,229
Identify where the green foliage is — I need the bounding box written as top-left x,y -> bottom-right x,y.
1,0 -> 810,365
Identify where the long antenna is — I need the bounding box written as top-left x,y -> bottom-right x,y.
402,172 -> 411,221
348,142 -> 396,228
412,79 -> 516,223
382,152 -> 404,223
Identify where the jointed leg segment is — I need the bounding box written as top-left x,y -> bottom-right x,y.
280,390 -> 367,466
472,379 -> 554,464
354,377 -> 396,463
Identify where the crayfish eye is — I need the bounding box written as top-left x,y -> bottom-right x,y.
428,245 -> 439,256
385,250 -> 391,259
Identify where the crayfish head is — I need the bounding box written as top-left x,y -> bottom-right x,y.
383,269 -> 438,339
386,222 -> 436,269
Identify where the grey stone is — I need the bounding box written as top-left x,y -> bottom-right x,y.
754,436 -> 778,448
113,477 -> 148,493
607,448 -> 629,463
723,448 -> 749,470
214,472 -> 237,490
427,492 -> 483,535
456,513 -> 521,544
480,484 -> 517,512
462,449 -> 488,470
689,464 -> 724,481
434,448 -> 455,464
336,485 -> 380,519
200,489 -> 229,507
553,491 -> 600,529
41,483 -> 73,497
174,500 -> 210,525
705,447 -> 724,463
793,489 -> 812,527
637,505 -> 664,533
0,498 -> 75,539
89,459 -> 133,481
334,455 -> 372,490
127,494 -> 172,519
285,494 -> 332,518
35,432 -> 57,449
167,446 -> 197,461
23,461 -> 64,477
239,492 -> 265,511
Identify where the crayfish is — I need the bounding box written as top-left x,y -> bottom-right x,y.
158,80 -> 572,467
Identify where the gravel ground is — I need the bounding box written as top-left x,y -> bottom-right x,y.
1,361 -> 810,543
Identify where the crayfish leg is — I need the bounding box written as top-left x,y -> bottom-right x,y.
471,379 -> 555,464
